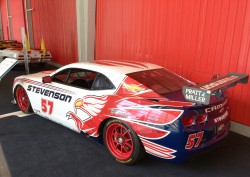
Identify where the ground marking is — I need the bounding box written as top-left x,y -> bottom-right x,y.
0,111 -> 33,119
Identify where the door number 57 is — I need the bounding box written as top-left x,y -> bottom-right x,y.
41,99 -> 54,114
185,131 -> 204,149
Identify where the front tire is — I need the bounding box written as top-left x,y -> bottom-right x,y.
103,119 -> 145,164
15,86 -> 33,113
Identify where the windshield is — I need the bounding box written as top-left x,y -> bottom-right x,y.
127,68 -> 194,95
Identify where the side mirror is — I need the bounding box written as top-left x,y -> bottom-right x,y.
42,76 -> 52,83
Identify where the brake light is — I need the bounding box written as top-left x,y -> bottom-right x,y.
181,116 -> 195,127
182,113 -> 208,127
197,114 -> 207,124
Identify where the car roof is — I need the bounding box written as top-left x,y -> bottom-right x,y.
63,60 -> 162,75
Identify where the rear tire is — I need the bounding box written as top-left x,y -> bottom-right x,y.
103,119 -> 145,164
15,86 -> 33,113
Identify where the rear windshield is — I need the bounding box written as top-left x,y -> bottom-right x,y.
127,68 -> 194,95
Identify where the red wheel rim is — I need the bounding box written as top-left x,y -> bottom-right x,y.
106,123 -> 134,160
16,87 -> 29,111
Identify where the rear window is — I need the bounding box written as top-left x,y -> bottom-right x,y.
127,68 -> 193,94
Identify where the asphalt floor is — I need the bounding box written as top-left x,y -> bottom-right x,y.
0,64 -> 250,177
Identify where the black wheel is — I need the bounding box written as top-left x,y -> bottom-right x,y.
15,85 -> 33,113
103,119 -> 145,164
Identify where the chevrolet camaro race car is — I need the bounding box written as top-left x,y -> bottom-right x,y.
12,60 -> 248,164
0,47 -> 52,65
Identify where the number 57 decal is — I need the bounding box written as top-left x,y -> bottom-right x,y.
41,99 -> 54,114
185,131 -> 204,149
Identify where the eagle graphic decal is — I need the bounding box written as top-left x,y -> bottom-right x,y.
66,95 -> 107,136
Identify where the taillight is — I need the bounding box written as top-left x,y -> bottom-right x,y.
181,114 -> 208,127
181,116 -> 195,127
197,114 -> 207,124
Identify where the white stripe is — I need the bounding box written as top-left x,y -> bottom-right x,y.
0,111 -> 33,119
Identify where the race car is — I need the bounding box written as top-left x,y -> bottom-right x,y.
12,60 -> 248,164
0,47 -> 52,66
0,40 -> 22,49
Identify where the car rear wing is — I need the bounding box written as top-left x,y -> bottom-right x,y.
182,72 -> 249,105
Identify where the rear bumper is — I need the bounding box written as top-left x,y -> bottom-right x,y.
170,121 -> 230,163
144,120 -> 230,163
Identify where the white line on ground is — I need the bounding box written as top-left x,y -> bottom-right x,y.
0,111 -> 33,119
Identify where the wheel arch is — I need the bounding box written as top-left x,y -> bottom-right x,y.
98,117 -> 145,148
14,84 -> 33,113
98,117 -> 113,144
13,84 -> 21,101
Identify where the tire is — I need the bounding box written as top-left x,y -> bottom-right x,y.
103,119 -> 145,164
15,86 -> 33,113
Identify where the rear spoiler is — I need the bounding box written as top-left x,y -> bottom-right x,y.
182,72 -> 249,105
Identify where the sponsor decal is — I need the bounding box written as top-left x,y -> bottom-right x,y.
110,109 -> 133,119
123,83 -> 145,93
214,111 -> 228,123
205,99 -> 228,113
217,124 -> 225,133
182,86 -> 210,104
27,84 -> 72,103
200,75 -> 238,90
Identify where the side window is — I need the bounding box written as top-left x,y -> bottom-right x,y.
92,74 -> 115,90
68,69 -> 97,89
51,68 -> 114,90
52,69 -> 70,83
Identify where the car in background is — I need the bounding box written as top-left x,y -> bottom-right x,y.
0,40 -> 22,49
0,47 -> 52,67
12,60 -> 248,164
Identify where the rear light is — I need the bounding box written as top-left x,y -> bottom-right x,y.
181,116 -> 195,127
197,114 -> 207,124
181,113 -> 208,127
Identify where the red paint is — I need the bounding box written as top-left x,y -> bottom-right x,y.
9,0 -> 25,41
105,122 -> 134,160
96,0 -> 250,126
0,0 -> 9,39
16,86 -> 29,111
30,0 -> 78,65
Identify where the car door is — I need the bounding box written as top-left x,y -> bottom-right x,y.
39,68 -> 116,133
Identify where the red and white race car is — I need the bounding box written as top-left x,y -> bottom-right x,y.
0,47 -> 52,66
0,40 -> 22,49
12,60 -> 248,164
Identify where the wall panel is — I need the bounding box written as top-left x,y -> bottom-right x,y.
96,0 -> 250,126
0,0 -> 9,39
9,0 -> 25,41
30,0 -> 78,65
